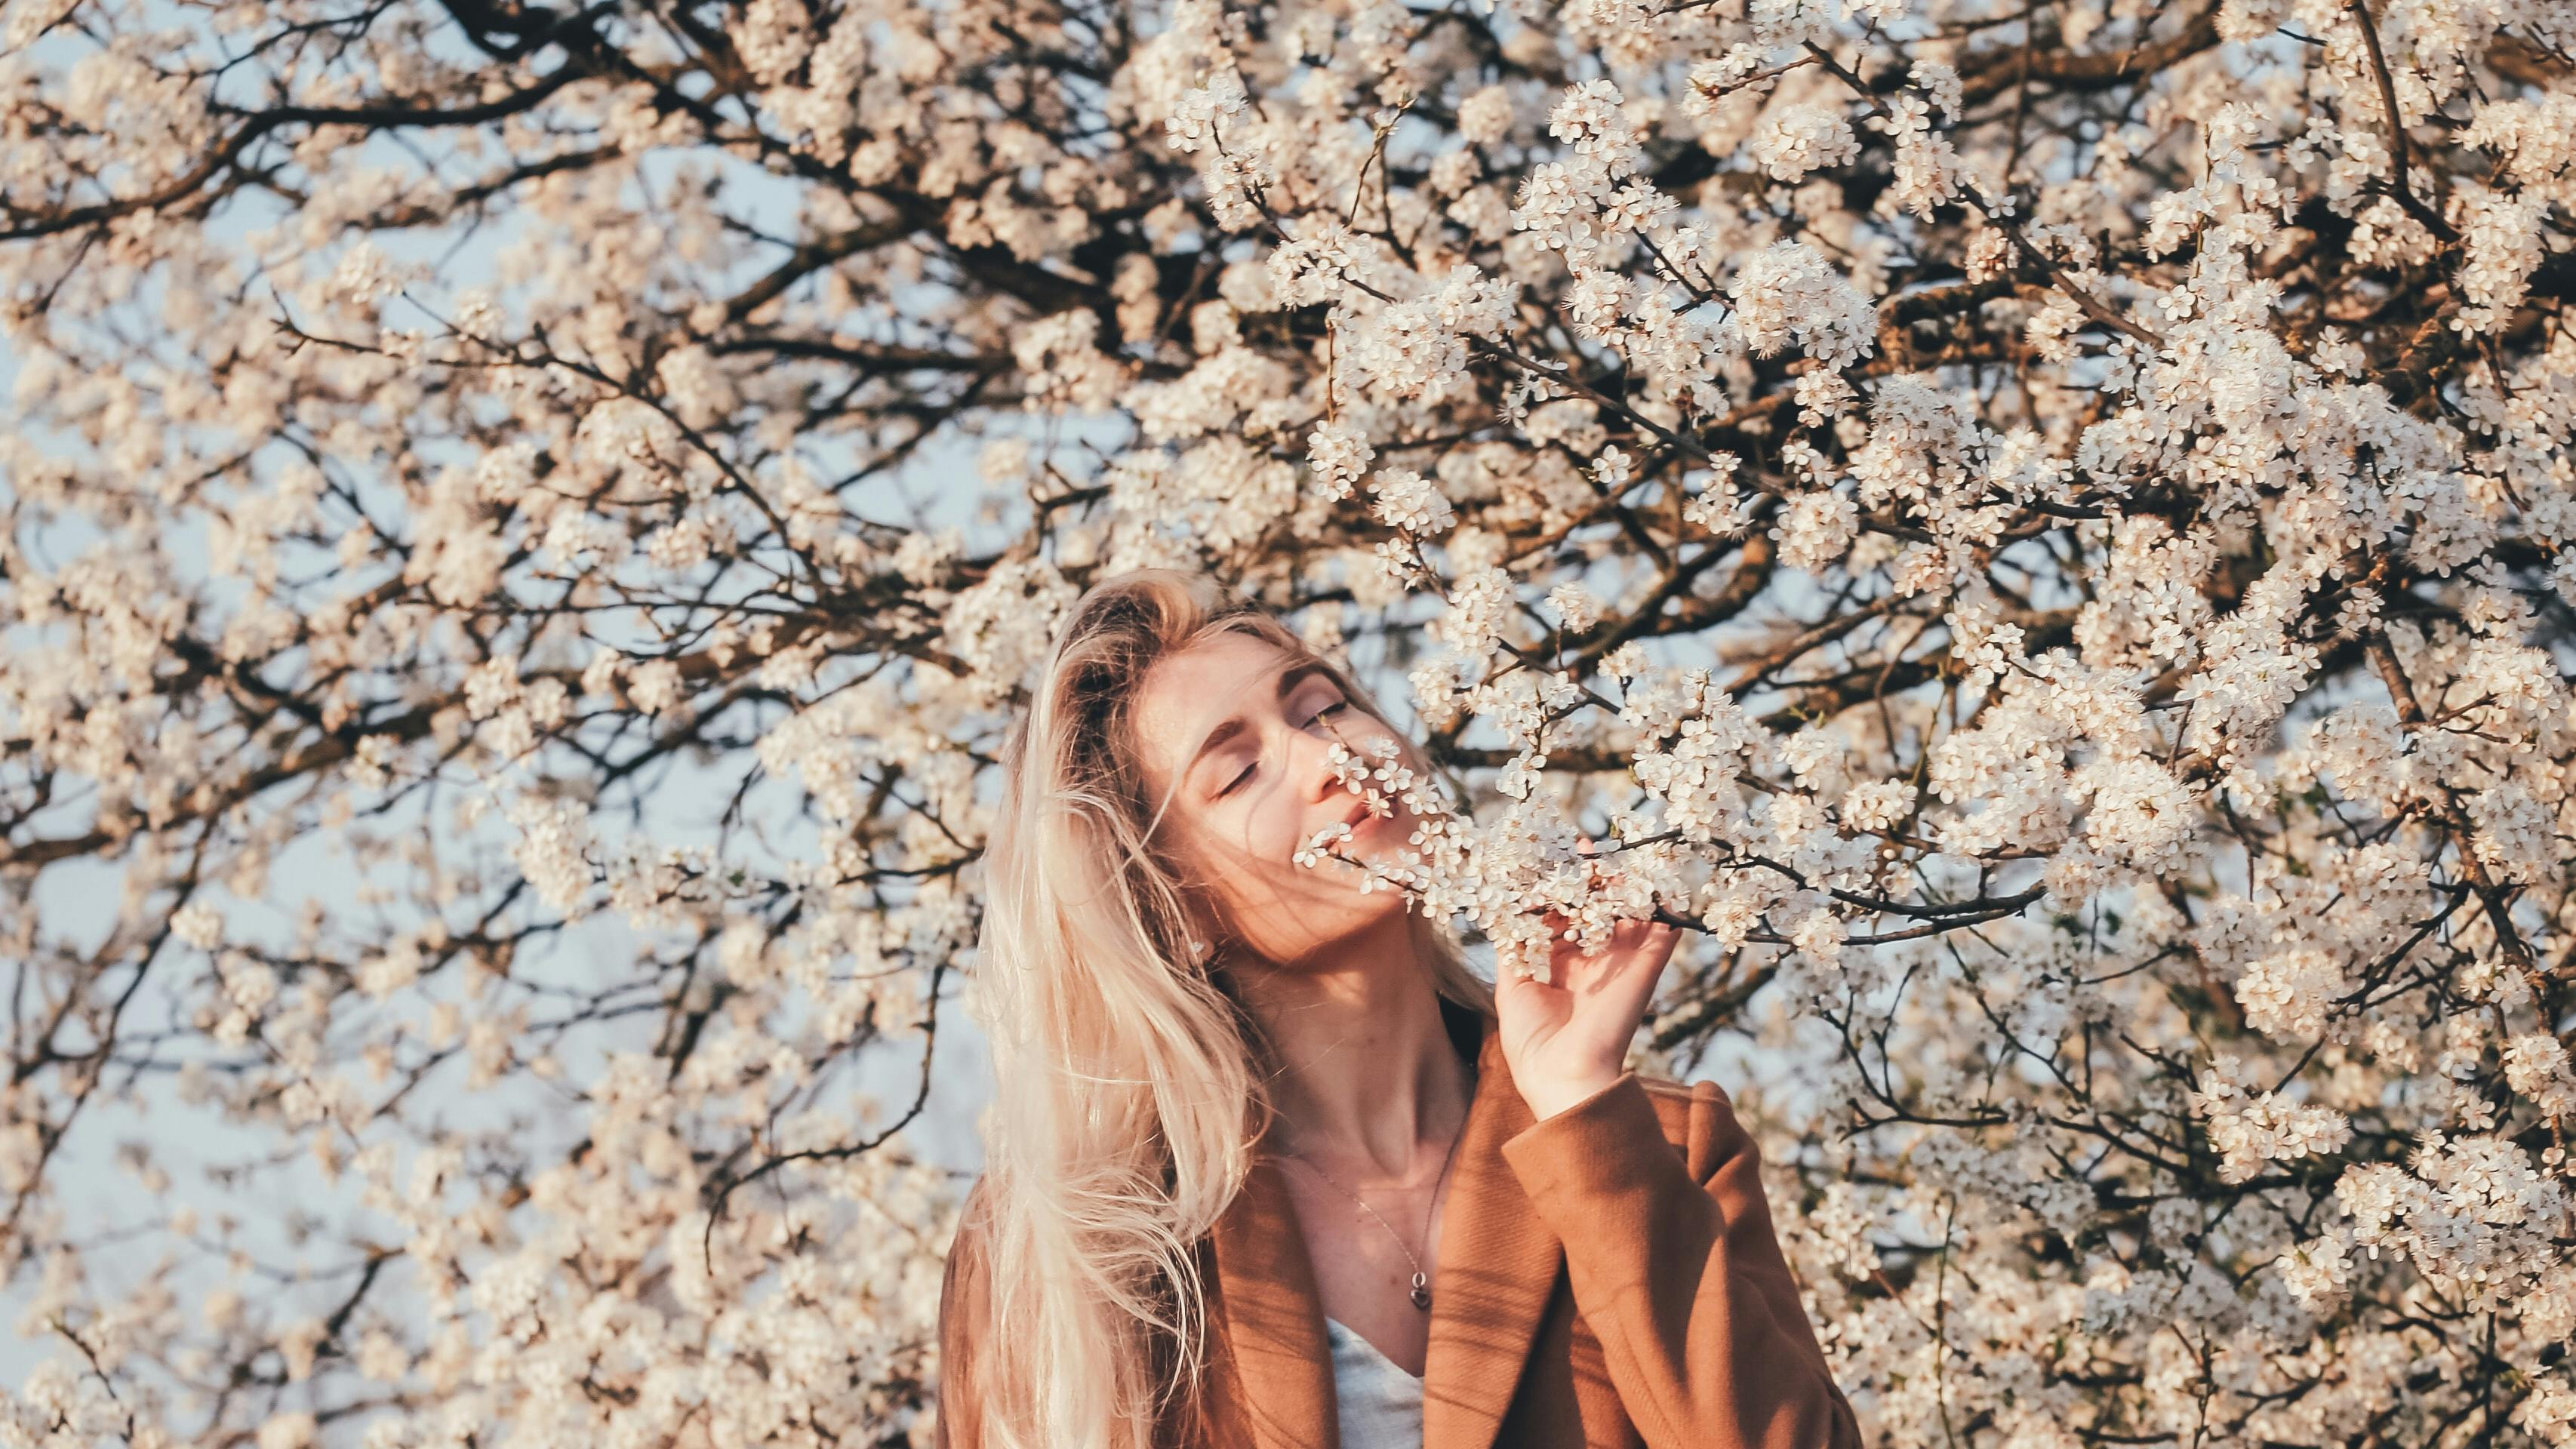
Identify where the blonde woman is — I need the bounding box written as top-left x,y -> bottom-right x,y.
937,567 -> 1862,1449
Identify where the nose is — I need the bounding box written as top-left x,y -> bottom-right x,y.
1291,715 -> 1349,809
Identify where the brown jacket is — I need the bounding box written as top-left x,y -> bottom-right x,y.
936,1006 -> 1864,1449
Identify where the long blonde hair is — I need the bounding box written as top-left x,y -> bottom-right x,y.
964,566 -> 1492,1449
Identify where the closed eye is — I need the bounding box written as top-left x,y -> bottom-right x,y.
1215,703 -> 1346,797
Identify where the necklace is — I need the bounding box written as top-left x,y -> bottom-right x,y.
1280,1117 -> 1465,1312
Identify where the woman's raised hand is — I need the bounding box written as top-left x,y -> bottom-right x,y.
1494,845 -> 1682,1121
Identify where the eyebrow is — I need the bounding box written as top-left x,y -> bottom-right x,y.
1186,660 -> 1335,787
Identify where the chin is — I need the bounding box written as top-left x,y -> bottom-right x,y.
1245,888 -> 1417,969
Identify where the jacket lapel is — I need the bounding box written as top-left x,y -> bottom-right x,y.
1420,1022 -> 1560,1449
1205,1012 -> 1560,1449
1207,1155 -> 1340,1449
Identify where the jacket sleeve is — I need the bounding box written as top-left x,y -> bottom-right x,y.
1498,1074 -> 1864,1449
933,1184 -> 992,1449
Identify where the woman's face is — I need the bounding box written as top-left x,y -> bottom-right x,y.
1131,630 -> 1418,968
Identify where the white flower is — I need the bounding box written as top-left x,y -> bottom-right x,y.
1727,241 -> 1878,369
1544,582 -> 1602,632
171,903 -> 223,949
1547,78 -> 1635,165
1165,66 -> 1248,155
2234,949 -> 2350,1041
1369,468 -> 1455,534
1594,445 -> 1632,489
1308,420 -> 1375,502
1774,490 -> 1859,574
1458,85 -> 1515,145
1788,906 -> 1848,969
1751,103 -> 1858,183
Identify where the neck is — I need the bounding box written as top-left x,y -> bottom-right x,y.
1232,914 -> 1477,1183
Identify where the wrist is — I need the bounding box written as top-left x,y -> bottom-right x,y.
1519,1069 -> 1627,1122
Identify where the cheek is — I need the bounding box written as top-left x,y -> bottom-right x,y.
1211,815 -> 1372,904
1171,808 -> 1300,909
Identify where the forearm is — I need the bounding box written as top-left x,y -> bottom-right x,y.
1501,1075 -> 1861,1449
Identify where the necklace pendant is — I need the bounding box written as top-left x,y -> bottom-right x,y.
1409,1272 -> 1431,1311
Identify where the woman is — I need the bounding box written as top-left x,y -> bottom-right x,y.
937,567 -> 1862,1449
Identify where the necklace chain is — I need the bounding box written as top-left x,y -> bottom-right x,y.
1280,1116 -> 1465,1312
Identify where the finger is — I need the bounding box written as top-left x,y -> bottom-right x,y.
1625,917 -> 1677,953
1499,947 -> 1562,995
1594,928 -> 1673,1021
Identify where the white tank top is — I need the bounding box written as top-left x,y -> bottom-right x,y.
1322,1316 -> 1424,1448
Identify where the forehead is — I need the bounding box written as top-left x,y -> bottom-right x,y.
1131,631 -> 1299,789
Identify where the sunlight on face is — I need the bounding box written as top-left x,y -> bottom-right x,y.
1131,631 -> 1416,968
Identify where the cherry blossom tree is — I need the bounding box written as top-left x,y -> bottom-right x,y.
7,0 -> 2576,1443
